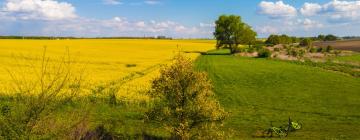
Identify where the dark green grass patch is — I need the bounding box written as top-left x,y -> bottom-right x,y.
195,55 -> 360,139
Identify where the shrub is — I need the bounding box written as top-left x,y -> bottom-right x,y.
298,49 -> 306,58
274,48 -> 280,52
317,47 -> 323,53
146,55 -> 227,140
287,48 -> 305,58
247,46 -> 256,53
300,38 -> 312,47
309,47 -> 317,53
234,47 -> 246,53
334,50 -> 342,56
258,49 -> 272,58
326,45 -> 334,53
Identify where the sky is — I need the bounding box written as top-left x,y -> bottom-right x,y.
0,0 -> 360,38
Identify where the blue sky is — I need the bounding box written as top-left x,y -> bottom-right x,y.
0,0 -> 360,38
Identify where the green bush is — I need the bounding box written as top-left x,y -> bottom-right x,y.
146,55 -> 227,139
274,48 -> 280,52
298,49 -> 306,58
258,49 -> 272,58
234,47 -> 246,53
247,47 -> 256,53
310,47 -> 317,53
326,45 -> 334,53
300,38 -> 312,47
317,47 -> 323,53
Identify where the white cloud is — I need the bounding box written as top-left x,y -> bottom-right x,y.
256,25 -> 278,34
135,21 -> 146,27
256,18 -> 324,37
199,22 -> 215,28
2,0 -> 77,20
0,16 -> 212,38
144,0 -> 161,5
258,1 -> 297,19
103,0 -> 122,5
301,0 -> 360,22
301,18 -> 324,30
255,25 -> 278,34
300,3 -> 322,16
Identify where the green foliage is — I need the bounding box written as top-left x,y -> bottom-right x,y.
309,47 -> 317,53
335,53 -> 360,62
265,34 -> 298,45
317,34 -> 337,41
214,15 -> 257,54
263,118 -> 302,138
326,45 -> 334,53
318,34 -> 326,41
258,49 -> 272,58
325,34 -> 338,41
317,47 -> 324,53
300,38 -> 312,47
274,48 -> 281,52
296,60 -> 360,77
146,55 -> 227,140
286,47 -> 305,58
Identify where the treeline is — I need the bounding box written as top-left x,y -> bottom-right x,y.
0,36 -> 173,40
342,36 -> 360,40
265,34 -> 300,45
316,34 -> 337,41
265,34 -> 340,46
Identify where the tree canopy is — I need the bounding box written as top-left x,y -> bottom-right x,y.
265,34 -> 299,45
214,15 -> 257,54
317,34 -> 338,41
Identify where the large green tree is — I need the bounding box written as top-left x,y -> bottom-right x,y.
214,15 -> 257,54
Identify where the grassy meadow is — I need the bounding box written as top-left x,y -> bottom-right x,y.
195,53 -> 360,139
335,53 -> 360,64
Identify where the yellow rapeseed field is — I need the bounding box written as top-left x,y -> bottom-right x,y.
0,39 -> 215,102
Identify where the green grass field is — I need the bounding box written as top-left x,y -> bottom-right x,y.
335,53 -> 360,63
195,54 -> 360,139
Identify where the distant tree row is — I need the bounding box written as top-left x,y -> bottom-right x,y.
317,34 -> 338,41
342,36 -> 360,40
265,34 -> 339,46
265,34 -> 299,45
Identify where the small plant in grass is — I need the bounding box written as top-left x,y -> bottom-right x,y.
287,48 -> 297,57
258,49 -> 272,58
326,45 -> 334,53
146,55 -> 227,140
247,46 -> 256,53
317,47 -> 324,53
298,49 -> 306,58
274,48 -> 280,52
262,117 -> 302,138
309,47 -> 317,53
334,50 -> 342,56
